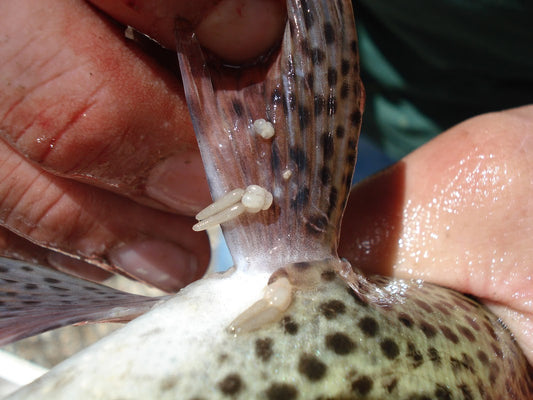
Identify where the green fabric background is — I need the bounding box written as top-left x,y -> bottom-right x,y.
354,0 -> 533,159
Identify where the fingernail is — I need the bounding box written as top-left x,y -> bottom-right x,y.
196,0 -> 287,64
108,240 -> 198,292
146,154 -> 211,216
47,252 -> 112,282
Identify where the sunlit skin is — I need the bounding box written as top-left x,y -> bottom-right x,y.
0,0 -> 532,363
339,107 -> 533,363
0,0 -> 285,291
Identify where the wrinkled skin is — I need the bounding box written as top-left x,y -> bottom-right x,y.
0,0 -> 286,291
0,0 -> 532,365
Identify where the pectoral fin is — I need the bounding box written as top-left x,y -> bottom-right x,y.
0,256 -> 164,345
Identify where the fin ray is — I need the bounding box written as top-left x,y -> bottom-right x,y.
0,257 -> 163,345
176,0 -> 363,271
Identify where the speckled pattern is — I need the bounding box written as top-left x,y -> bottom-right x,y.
0,258 -> 162,345
176,0 -> 364,270
165,272 -> 533,400
2,0 -> 533,398
170,0 -> 530,393
7,265 -> 533,399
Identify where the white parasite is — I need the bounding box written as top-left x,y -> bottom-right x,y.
228,277 -> 293,334
252,119 -> 275,139
124,25 -> 135,40
193,185 -> 273,231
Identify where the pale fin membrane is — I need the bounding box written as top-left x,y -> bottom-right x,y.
0,256 -> 164,346
176,0 -> 364,272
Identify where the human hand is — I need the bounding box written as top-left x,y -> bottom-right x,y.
339,105 -> 533,364
0,0 -> 286,291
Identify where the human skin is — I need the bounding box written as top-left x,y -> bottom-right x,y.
339,106 -> 533,364
0,0 -> 285,291
0,0 -> 532,365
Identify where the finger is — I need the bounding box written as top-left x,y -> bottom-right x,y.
341,106 -> 533,309
0,0 -> 210,217
88,0 -> 287,64
339,106 -> 533,361
0,139 -> 210,292
0,225 -> 112,282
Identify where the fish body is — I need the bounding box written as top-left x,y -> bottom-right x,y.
6,262 -> 532,399
2,0 -> 533,398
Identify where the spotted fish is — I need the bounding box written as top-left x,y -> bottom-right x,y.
2,0 -> 533,398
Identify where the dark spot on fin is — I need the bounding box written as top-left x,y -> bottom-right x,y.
300,0 -> 314,28
293,261 -> 312,270
232,100 -> 244,117
311,48 -> 325,64
314,95 -> 325,116
320,166 -> 331,185
271,144 -> 282,174
380,338 -> 400,360
320,270 -> 336,281
291,188 -> 310,210
327,68 -> 337,86
298,104 -> 311,129
289,147 -> 308,171
305,215 -> 328,235
324,22 -> 335,44
0,256 -> 162,346
358,316 -> 379,337
320,132 -> 334,160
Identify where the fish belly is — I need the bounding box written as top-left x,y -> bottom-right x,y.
8,269 -> 532,399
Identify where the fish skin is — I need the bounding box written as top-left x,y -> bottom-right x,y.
176,0 -> 363,271
0,257 -> 163,345
7,264 -> 533,399
3,0 -> 533,398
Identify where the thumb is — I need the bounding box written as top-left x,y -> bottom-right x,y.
88,0 -> 287,64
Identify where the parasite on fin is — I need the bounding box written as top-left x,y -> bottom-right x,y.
193,185 -> 273,231
195,188 -> 245,221
252,118 -> 275,139
177,0 -> 365,332
0,256 -> 164,345
2,1 -> 532,398
176,0 -> 364,272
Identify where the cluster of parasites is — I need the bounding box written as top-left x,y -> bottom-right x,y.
193,119 -> 276,232
192,118 -> 296,335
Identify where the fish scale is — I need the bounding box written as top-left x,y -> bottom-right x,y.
1,0 -> 533,398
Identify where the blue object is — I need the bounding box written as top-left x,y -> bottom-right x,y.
353,134 -> 395,183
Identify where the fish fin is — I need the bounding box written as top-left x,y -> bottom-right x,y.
176,0 -> 363,270
0,256 -> 164,345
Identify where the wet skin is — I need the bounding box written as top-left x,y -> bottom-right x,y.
0,0 -> 532,364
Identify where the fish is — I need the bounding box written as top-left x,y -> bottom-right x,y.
1,0 -> 533,398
